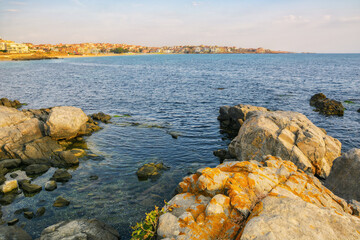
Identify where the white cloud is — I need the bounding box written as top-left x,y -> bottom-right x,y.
5,9 -> 19,12
192,2 -> 201,7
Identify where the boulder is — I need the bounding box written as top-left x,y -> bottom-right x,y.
51,169 -> 72,182
25,164 -> 50,176
136,163 -> 166,180
325,148 -> 360,201
40,219 -> 120,240
228,111 -> 341,178
310,93 -> 344,116
46,106 -> 88,140
91,112 -> 111,123
157,157 -> 359,239
218,104 -> 269,134
20,137 -> 63,162
0,225 -> 32,240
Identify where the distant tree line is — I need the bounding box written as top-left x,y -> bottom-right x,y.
110,47 -> 129,54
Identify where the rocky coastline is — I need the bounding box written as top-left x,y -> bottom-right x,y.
156,101 -> 360,240
1,95 -> 359,240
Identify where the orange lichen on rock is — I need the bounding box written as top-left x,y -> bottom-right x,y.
157,157 -> 356,240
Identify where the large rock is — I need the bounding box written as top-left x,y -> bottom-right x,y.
20,137 -> 63,162
40,219 -> 120,240
0,159 -> 21,169
218,104 -> 269,134
49,151 -> 79,168
157,157 -> 360,239
228,111 -> 341,178
310,93 -> 344,116
0,225 -> 32,240
46,106 -> 88,140
25,164 -> 50,176
325,148 -> 360,201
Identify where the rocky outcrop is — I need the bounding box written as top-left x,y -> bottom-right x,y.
91,112 -> 111,123
157,157 -> 360,240
0,225 -> 32,240
46,106 -> 88,140
40,219 -> 120,240
218,104 -> 269,135
310,93 -> 344,116
228,111 -> 341,178
325,148 -> 360,201
0,98 -> 22,109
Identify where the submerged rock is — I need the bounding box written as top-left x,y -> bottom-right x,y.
310,93 -> 344,116
24,211 -> 34,219
51,169 -> 72,182
40,219 -> 120,240
228,110 -> 341,178
0,225 -> 32,240
36,207 -> 46,216
53,196 -> 70,207
136,163 -> 167,180
0,193 -> 17,205
325,148 -> 360,201
7,218 -> 19,226
91,112 -> 111,123
157,157 -> 360,239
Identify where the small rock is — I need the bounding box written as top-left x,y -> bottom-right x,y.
0,193 -> 17,205
70,148 -> 86,158
310,93 -> 327,106
23,211 -> 34,219
357,108 -> 360,113
18,180 -> 42,194
91,112 -> 112,123
136,163 -> 166,180
51,169 -> 72,182
310,93 -> 345,116
213,149 -> 233,161
89,175 -> 99,180
24,164 -> 50,176
51,151 -> 79,168
36,207 -> 46,216
14,208 -> 30,215
53,196 -> 70,207
1,180 -> 18,194
7,218 -> 19,226
45,180 -> 57,191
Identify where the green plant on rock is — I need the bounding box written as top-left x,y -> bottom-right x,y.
131,202 -> 177,240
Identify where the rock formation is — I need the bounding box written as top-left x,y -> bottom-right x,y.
157,157 -> 360,240
228,110 -> 341,178
310,93 -> 344,116
325,148 -> 360,201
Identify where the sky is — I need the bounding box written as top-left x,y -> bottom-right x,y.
0,0 -> 359,53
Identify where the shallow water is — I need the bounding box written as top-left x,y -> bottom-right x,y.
0,54 -> 359,238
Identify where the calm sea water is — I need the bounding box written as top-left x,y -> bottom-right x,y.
0,54 -> 359,238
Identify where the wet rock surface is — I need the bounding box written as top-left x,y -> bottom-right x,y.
18,180 -> 42,194
39,219 -> 120,240
51,169 -> 72,182
91,112 -> 112,123
157,157 -> 360,239
45,180 -> 57,191
53,196 -> 70,207
228,110 -> 341,178
24,164 -> 50,176
310,93 -> 345,116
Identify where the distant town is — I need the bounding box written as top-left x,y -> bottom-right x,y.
0,38 -> 290,60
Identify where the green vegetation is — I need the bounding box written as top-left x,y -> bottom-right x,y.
113,114 -> 131,118
344,100 -> 355,104
131,202 -> 177,240
110,47 -> 129,54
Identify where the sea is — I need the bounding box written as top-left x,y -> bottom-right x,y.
0,53 -> 359,239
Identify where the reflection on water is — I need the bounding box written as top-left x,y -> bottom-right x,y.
0,54 -> 359,239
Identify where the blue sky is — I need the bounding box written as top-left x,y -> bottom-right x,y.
0,0 -> 359,52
